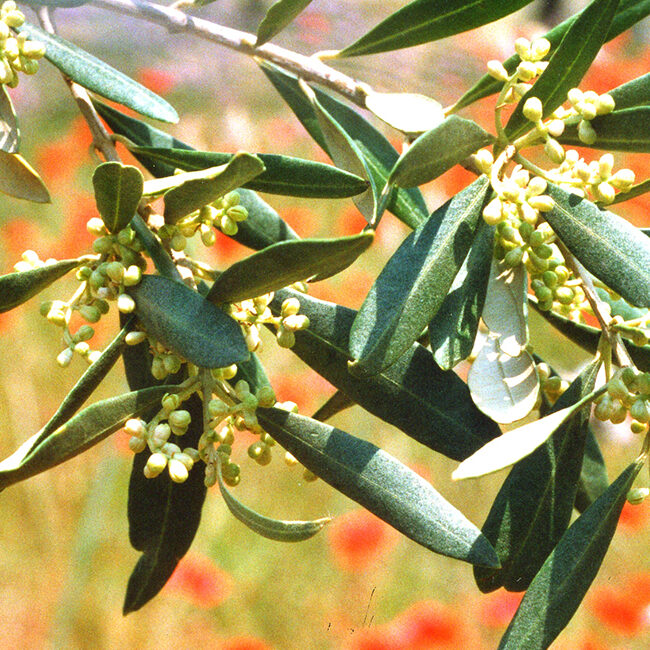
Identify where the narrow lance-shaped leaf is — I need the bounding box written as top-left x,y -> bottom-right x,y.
544,182 -> 650,309
608,72 -> 650,109
452,386 -> 606,481
260,63 -> 429,230
610,178 -> 650,205
256,0 -> 313,46
17,23 -> 178,123
92,162 -> 144,233
498,459 -> 645,649
124,392 -> 206,613
0,85 -> 19,153
127,146 -> 368,199
0,386 -> 171,491
388,116 -> 494,187
127,274 -> 249,368
454,0 -> 650,111
271,288 -> 500,461
0,257 -> 84,313
474,357 -> 601,593
575,428 -> 609,513
558,107 -> 650,152
163,153 -> 265,223
529,296 -> 650,373
312,390 -> 356,423
258,408 -> 500,568
468,335 -> 540,425
337,0 -> 534,57
131,215 -> 182,282
0,151 -> 50,203
217,456 -> 330,542
364,91 -> 444,135
506,0 -> 621,140
429,219 -> 494,370
207,231 -> 373,304
350,175 -> 490,375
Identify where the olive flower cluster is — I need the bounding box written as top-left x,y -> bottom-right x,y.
594,368 -> 650,436
0,2 -> 45,86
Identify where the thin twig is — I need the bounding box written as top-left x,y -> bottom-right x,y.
91,0 -> 370,108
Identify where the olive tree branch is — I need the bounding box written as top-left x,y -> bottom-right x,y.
91,0 -> 370,108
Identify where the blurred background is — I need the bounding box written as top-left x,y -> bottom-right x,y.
1,1 -> 649,647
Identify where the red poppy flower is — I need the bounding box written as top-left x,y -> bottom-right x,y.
137,67 -> 177,96
478,590 -> 524,628
165,552 -> 233,608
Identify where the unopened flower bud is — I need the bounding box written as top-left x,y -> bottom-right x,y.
514,37 -> 531,60
523,96 -> 543,122
56,348 -> 74,368
487,59 -> 509,81
595,93 -> 615,115
627,487 -> 649,505
577,120 -> 597,145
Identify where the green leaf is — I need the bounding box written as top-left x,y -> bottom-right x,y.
506,0 -> 621,140
0,257 -> 82,313
468,336 -> 539,424
0,386 -> 170,491
257,407 -> 500,567
260,63 -> 429,229
0,85 -> 18,153
529,296 -> 650,372
127,274 -> 249,368
337,0 -> 534,57
474,358 -> 600,593
389,116 -> 494,187
163,153 -> 265,223
610,178 -> 650,205
350,175 -> 490,374
454,0 -> 650,111
89,100 -> 309,247
596,286 -> 647,322
124,392 -> 206,613
92,162 -> 144,233
25,319 -> 133,454
256,0 -> 313,46
0,151 -> 50,203
575,428 -> 609,513
364,91 -> 444,135
128,145 -> 368,198
217,456 -> 330,541
131,215 -> 182,282
452,386 -> 604,481
498,459 -> 644,649
312,390 -> 356,422
207,232 -> 373,304
558,107 -> 650,152
544,182 -> 650,309
271,288 -> 500,461
429,219 -> 494,370
609,72 -> 650,109
17,23 -> 177,123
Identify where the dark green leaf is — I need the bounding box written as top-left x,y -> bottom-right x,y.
18,23 -> 177,123
312,390 -> 356,422
271,288 -> 500,461
0,386 -> 170,491
0,151 -> 50,203
454,0 -> 650,111
350,175 -> 490,374
506,0 -> 621,140
128,145 -> 368,198
364,91 -> 444,135
558,107 -> 650,152
163,153 -> 265,223
92,162 -> 144,233
124,392 -> 206,613
0,85 -> 18,153
389,116 -> 494,187
131,215 -> 182,282
256,0 -> 313,46
337,0 -> 534,57
91,100 -> 302,248
217,456 -> 330,541
475,358 -> 601,593
545,182 -> 650,308
529,296 -> 650,372
575,429 -> 609,513
0,258 -> 81,313
610,178 -> 650,205
127,274 -> 249,368
429,220 -> 494,369
258,408 -> 500,567
609,72 -> 650,109
260,63 -> 428,229
207,232 -> 373,304
498,459 -> 644,649
26,319 -> 133,453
